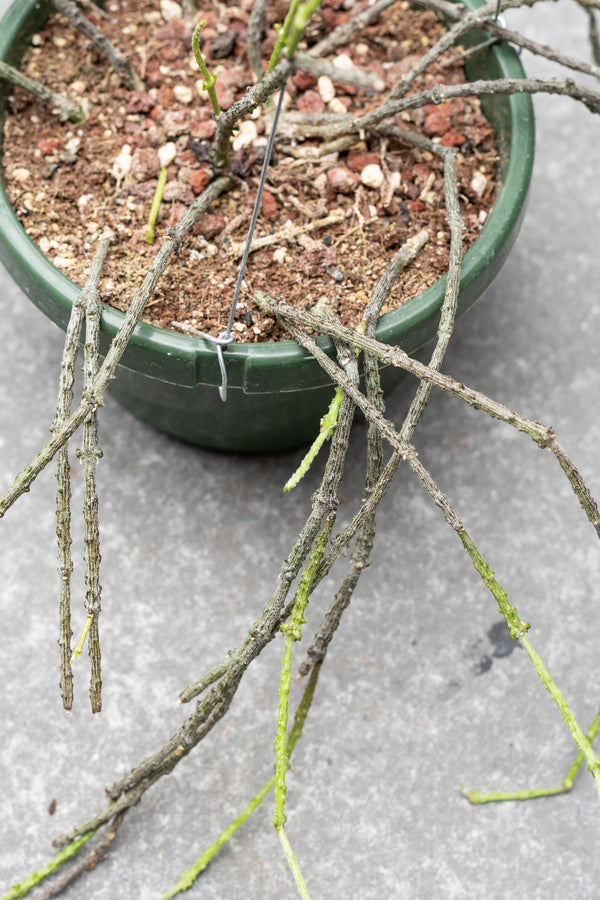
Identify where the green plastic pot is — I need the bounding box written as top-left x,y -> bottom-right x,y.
0,0 -> 534,452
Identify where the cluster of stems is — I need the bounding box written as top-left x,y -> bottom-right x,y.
3,0 -> 600,897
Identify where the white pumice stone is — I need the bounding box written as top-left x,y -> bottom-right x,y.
361,163 -> 384,189
232,120 -> 258,152
158,142 -> 177,168
160,0 -> 182,21
317,76 -> 336,104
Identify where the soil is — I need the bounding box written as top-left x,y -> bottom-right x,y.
2,0 -> 498,343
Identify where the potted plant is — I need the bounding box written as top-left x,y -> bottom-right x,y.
0,0 -> 534,451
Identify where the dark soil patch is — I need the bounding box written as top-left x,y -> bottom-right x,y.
2,0 -> 498,342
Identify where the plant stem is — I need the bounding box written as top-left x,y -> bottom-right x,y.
52,357 -> 357,846
0,60 -> 83,123
77,232 -> 105,713
267,0 -> 303,73
146,167 -> 168,244
247,0 -> 269,80
192,21 -> 221,117
52,232 -> 112,709
284,387 -> 343,491
0,830 -> 98,900
52,0 -> 141,90
157,662 -> 324,898
70,614 -> 93,664
0,178 -> 232,520
464,707 -> 600,803
278,830 -> 312,900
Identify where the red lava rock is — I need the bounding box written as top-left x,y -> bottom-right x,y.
388,51 -> 421,71
293,71 -> 318,92
177,150 -> 198,166
298,241 -> 337,277
296,90 -> 326,114
346,150 -> 380,173
131,147 -> 160,181
144,61 -> 163,88
191,119 -> 217,140
38,137 -> 63,155
130,231 -> 162,254
125,91 -> 155,114
261,190 -> 278,219
214,81 -> 235,110
160,46 -> 180,63
412,163 -> 432,184
217,66 -> 249,92
193,213 -> 226,239
408,199 -> 426,212
189,167 -> 212,194
157,18 -> 189,43
157,86 -> 176,108
163,181 -> 195,204
423,111 -> 451,136
322,7 -> 349,28
439,131 -> 466,147
424,102 -> 453,116
123,181 -> 158,200
168,201 -> 188,228
327,166 -> 359,194
149,105 -> 164,121
164,108 -> 192,136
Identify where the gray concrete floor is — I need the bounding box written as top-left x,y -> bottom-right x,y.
2,2 -> 600,898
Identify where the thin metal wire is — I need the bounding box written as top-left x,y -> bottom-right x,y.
451,5 -> 511,63
182,82 -> 288,402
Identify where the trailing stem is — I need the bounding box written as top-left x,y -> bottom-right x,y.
0,60 -> 83,123
0,178 -> 233,520
52,232 -> 112,711
51,0 -> 141,90
464,707 -> 600,803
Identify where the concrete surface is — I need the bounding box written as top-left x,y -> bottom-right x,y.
1,2 -> 600,898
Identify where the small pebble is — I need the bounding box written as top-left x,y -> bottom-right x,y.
333,53 -> 353,70
232,120 -> 257,152
53,255 -> 76,269
77,193 -> 94,213
160,0 -> 182,20
158,141 -> 177,168
328,98 -> 347,115
471,171 -> 488,198
326,265 -> 344,283
327,166 -> 358,194
65,137 -> 80,155
112,145 -> 132,181
317,76 -> 336,104
361,163 -> 384,189
10,167 -> 31,184
173,85 -> 194,105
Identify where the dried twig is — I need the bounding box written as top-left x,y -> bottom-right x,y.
0,60 -> 83,123
37,812 -> 127,900
52,233 -> 112,711
229,209 -> 345,257
51,0 -> 142,90
0,178 -> 233,520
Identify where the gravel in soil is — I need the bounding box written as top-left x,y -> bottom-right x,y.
2,0 -> 498,342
